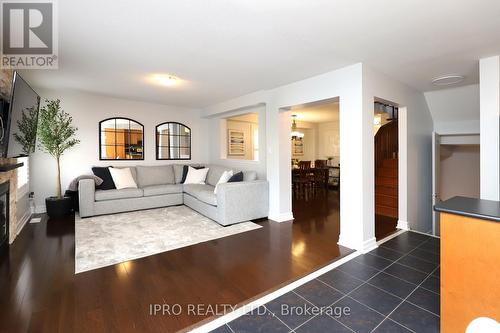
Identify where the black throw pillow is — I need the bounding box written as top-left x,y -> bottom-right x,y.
92,166 -> 116,190
228,171 -> 243,183
181,165 -> 205,183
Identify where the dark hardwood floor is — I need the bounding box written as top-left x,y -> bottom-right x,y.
375,214 -> 398,240
0,190 -> 350,333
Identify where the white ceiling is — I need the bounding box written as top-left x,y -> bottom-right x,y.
228,113 -> 259,123
424,84 -> 480,129
292,102 -> 339,123
21,0 -> 500,108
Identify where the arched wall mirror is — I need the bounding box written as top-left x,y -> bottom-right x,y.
156,122 -> 191,160
99,117 -> 144,160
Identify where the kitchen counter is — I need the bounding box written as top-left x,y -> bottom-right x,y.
434,196 -> 500,222
436,196 -> 500,332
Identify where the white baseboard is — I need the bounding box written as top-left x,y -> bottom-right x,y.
362,237 -> 378,253
16,210 -> 31,235
408,229 -> 440,239
337,236 -> 377,253
376,229 -> 406,245
337,233 -> 355,249
190,250 -> 361,333
268,211 -> 294,223
397,219 -> 409,230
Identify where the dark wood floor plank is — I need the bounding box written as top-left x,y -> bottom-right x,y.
375,214 -> 398,240
0,190 -> 354,332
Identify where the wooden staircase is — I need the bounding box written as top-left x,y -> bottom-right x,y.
375,120 -> 398,219
375,158 -> 398,218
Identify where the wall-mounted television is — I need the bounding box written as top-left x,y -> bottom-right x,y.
0,72 -> 40,158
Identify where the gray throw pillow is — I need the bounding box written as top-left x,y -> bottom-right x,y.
136,165 -> 175,187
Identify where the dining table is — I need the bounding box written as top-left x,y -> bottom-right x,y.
292,167 -> 329,189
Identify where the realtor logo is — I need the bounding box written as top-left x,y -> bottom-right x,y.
1,0 -> 58,69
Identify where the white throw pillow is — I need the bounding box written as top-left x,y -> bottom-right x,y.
214,170 -> 234,194
109,167 -> 138,189
183,166 -> 210,185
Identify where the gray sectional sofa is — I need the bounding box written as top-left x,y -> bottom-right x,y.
78,164 -> 269,226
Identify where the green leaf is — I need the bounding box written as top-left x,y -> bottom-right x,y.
13,104 -> 39,154
37,99 -> 80,198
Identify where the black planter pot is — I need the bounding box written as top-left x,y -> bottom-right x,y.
45,197 -> 72,219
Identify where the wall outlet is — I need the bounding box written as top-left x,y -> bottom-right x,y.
29,192 -> 34,199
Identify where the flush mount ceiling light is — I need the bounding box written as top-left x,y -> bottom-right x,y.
149,74 -> 179,87
431,75 -> 465,86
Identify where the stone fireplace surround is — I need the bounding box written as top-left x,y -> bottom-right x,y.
0,158 -> 19,244
1,70 -> 21,244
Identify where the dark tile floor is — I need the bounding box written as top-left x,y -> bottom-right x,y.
211,231 -> 440,333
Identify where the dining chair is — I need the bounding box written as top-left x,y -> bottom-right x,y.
294,168 -> 314,198
313,167 -> 328,191
314,159 -> 327,168
298,160 -> 311,170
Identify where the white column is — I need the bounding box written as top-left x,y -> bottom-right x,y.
337,75 -> 368,251
266,103 -> 294,222
397,107 -> 409,230
479,56 -> 500,201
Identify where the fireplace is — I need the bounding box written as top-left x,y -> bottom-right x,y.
0,181 -> 9,250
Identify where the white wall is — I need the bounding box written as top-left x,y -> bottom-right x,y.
293,128 -> 315,161
317,121 -> 340,165
207,105 -> 266,179
440,145 -> 480,201
31,89 -> 209,211
205,64 -> 372,251
292,120 -> 317,161
225,119 -> 257,161
292,120 -> 340,166
203,62 -> 434,248
364,65 -> 434,234
479,56 -> 500,201
424,84 -> 480,134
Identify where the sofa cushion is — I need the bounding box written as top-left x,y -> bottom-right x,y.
228,171 -> 243,182
143,184 -> 183,197
109,167 -> 138,189
173,164 -> 185,184
184,167 -> 209,184
214,170 -> 233,194
92,166 -> 115,190
243,171 -> 258,181
206,165 -> 233,186
181,165 -> 206,183
183,184 -> 217,206
95,188 -> 143,201
114,166 -> 138,184
136,165 -> 175,187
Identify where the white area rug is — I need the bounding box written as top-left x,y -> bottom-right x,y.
75,206 -> 261,273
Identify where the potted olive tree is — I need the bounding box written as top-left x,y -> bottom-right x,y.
37,99 -> 80,218
13,105 -> 39,155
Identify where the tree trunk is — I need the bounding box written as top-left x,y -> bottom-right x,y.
56,156 -> 62,199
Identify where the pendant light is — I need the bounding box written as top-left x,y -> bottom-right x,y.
291,115 -> 304,139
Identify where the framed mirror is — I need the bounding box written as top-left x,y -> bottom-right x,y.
156,122 -> 191,160
99,117 -> 144,160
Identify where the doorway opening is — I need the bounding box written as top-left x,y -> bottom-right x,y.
432,133 -> 480,236
221,112 -> 260,161
287,98 -> 340,240
374,100 -> 399,240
